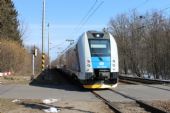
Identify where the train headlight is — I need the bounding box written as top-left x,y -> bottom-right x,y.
87,59 -> 91,67
87,60 -> 90,63
92,33 -> 104,38
96,34 -> 100,37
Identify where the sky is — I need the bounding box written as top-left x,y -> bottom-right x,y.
12,0 -> 170,60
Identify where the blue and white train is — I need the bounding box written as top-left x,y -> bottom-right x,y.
56,31 -> 119,89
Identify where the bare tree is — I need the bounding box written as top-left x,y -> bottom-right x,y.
109,11 -> 170,79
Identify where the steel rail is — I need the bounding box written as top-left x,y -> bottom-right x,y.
119,79 -> 138,84
119,78 -> 170,91
110,89 -> 166,113
91,91 -> 122,113
119,75 -> 170,84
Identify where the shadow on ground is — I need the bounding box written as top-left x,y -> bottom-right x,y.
29,68 -> 89,92
19,101 -> 95,113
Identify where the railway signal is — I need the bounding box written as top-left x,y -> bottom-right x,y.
33,48 -> 38,57
31,47 -> 37,80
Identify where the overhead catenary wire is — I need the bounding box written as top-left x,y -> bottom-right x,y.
120,5 -> 170,36
50,40 -> 67,49
73,1 -> 104,36
126,0 -> 149,20
129,0 -> 170,18
60,0 -> 99,57
137,6 -> 170,26
72,0 -> 98,33
59,0 -> 104,58
79,1 -> 104,29
158,6 -> 170,15
69,0 -> 104,38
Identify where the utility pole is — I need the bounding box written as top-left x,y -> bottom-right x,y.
47,23 -> 51,69
42,0 -> 46,71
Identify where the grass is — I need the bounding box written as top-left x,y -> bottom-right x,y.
0,75 -> 31,85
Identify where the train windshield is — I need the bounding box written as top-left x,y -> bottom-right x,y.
89,39 -> 110,56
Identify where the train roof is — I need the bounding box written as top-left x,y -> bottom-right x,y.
86,30 -> 110,39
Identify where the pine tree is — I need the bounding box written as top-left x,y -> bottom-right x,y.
0,0 -> 22,44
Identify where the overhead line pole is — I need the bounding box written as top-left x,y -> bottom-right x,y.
47,23 -> 51,69
42,0 -> 46,71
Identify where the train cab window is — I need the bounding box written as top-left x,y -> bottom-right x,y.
89,39 -> 110,56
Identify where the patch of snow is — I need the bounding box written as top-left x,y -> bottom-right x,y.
12,99 -> 21,103
42,99 -> 58,104
143,74 -> 149,78
121,73 -> 139,77
143,74 -> 154,79
43,107 -> 60,113
0,73 -> 3,77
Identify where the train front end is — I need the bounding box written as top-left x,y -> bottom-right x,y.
82,31 -> 119,89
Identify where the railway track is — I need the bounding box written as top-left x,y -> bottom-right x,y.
119,79 -> 170,92
119,75 -> 170,84
119,79 -> 139,85
119,78 -> 170,88
91,89 -> 166,113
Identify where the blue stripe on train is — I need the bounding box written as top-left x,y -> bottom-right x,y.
91,57 -> 111,69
